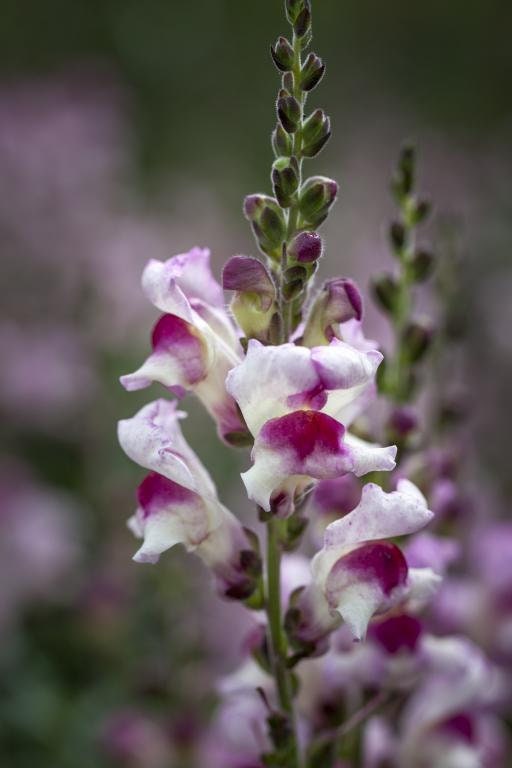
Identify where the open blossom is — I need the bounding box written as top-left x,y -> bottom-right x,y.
118,399 -> 260,598
290,480 -> 438,644
226,338 -> 396,512
120,247 -> 246,442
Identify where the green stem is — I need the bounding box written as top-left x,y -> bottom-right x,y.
266,517 -> 301,767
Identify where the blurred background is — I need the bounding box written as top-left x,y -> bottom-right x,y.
0,1 -> 511,766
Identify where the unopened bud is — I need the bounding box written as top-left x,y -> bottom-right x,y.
243,194 -> 286,259
298,175 -> 338,227
301,109 -> 331,158
391,144 -> 415,203
285,0 -> 304,24
408,198 -> 431,225
402,320 -> 434,363
389,221 -> 406,252
388,406 -> 418,437
272,156 -> 299,208
223,255 -> 277,342
300,52 -> 325,92
303,277 -> 363,346
270,36 -> 294,72
272,122 -> 293,157
409,249 -> 435,282
293,3 -> 312,37
288,231 -> 322,263
371,273 -> 400,314
277,90 -> 301,134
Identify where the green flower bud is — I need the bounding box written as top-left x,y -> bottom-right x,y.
391,143 -> 415,203
285,0 -> 304,24
402,320 -> 434,363
409,249 -> 435,282
389,220 -> 406,252
298,175 -> 338,227
270,36 -> 294,72
294,3 -> 312,37
243,194 -> 286,259
371,273 -> 400,314
223,255 -> 277,342
300,52 -> 325,92
271,155 -> 299,207
301,109 -> 331,157
277,90 -> 301,134
408,198 -> 431,225
272,123 -> 293,157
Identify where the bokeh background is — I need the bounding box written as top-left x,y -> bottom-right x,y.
1,1 -> 511,766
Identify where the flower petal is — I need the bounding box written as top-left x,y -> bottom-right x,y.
117,398 -> 216,497
242,410 -> 354,511
324,541 -> 409,639
227,338 -> 384,437
130,472 -> 218,563
142,247 -> 224,310
323,480 -> 432,553
120,313 -> 209,392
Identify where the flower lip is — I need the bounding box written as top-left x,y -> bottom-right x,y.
327,541 -> 408,599
150,314 -> 206,383
260,409 -> 346,462
369,613 -> 423,654
137,471 -> 198,519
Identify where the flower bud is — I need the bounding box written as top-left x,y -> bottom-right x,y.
270,36 -> 294,72
271,156 -> 299,208
243,194 -> 286,259
300,52 -> 325,92
272,122 -> 293,157
402,320 -> 434,363
222,255 -> 277,343
408,198 -> 431,225
409,249 -> 435,282
298,176 -> 338,228
277,90 -> 301,134
293,2 -> 312,38
389,220 -> 406,252
391,143 -> 415,202
288,230 -> 322,263
301,109 -> 331,158
302,277 -> 363,346
371,273 -> 400,314
388,405 -> 418,438
285,0 -> 304,24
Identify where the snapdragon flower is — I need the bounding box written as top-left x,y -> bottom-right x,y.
118,399 -> 260,599
226,338 -> 396,512
290,480 -> 438,644
120,247 -> 246,442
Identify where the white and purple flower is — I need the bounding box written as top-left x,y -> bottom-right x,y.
118,399 -> 260,599
120,248 -> 246,442
290,480 -> 438,644
226,339 -> 396,512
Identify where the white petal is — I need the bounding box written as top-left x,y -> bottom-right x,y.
343,434 -> 397,476
117,399 -> 216,497
226,340 -> 318,435
323,481 -> 432,552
